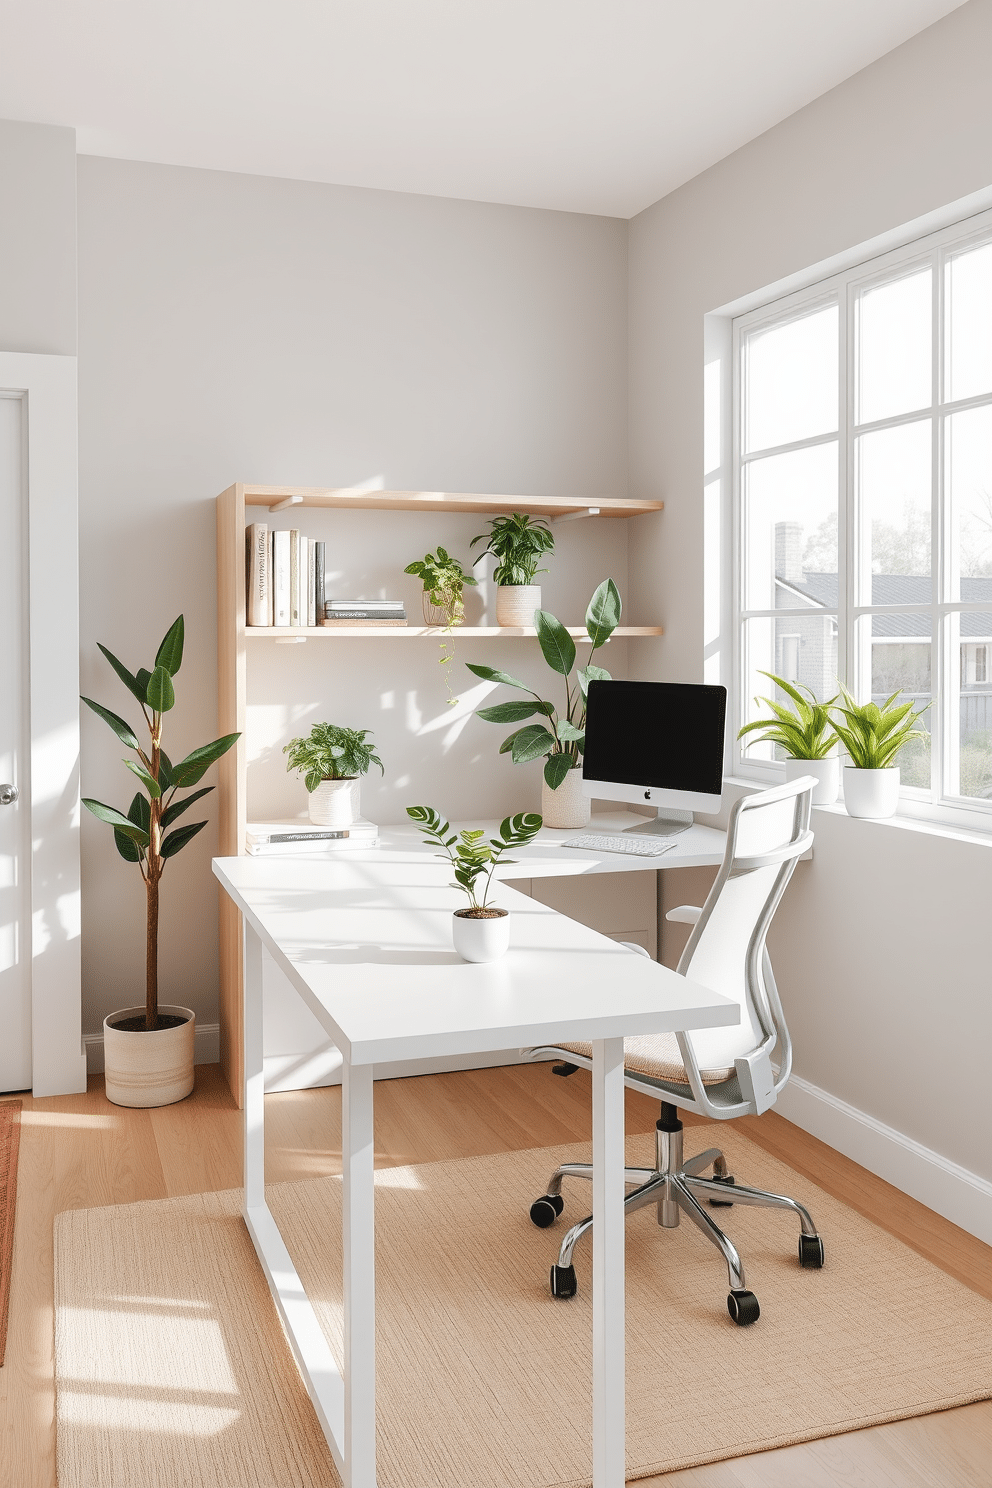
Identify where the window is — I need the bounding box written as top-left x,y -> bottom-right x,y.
733,211 -> 992,824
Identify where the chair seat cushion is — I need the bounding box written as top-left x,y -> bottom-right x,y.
555,1035 -> 733,1087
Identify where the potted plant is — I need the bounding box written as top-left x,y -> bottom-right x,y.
738,672 -> 840,804
829,684 -> 931,819
404,546 -> 478,705
466,579 -> 620,829
406,806 -> 542,961
81,616 -> 240,1108
284,722 -> 383,827
470,512 -> 555,627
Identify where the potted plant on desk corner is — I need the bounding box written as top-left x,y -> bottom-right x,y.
470,512 -> 555,627
737,672 -> 840,804
406,806 -> 542,962
284,722 -> 384,827
81,616 -> 240,1107
466,578 -> 621,829
829,684 -> 931,819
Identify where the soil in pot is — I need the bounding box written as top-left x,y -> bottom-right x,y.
454,908 -> 508,920
109,1012 -> 188,1033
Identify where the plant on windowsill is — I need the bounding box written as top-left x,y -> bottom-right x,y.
283,723 -> 383,829
737,671 -> 840,804
406,806 -> 542,962
81,615 -> 240,1108
470,512 -> 555,627
829,684 -> 931,820
403,546 -> 479,704
466,578 -> 620,830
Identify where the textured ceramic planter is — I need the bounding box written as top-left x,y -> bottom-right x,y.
103,1004 -> 195,1108
309,777 -> 358,827
452,908 -> 510,962
422,593 -> 459,626
541,767 -> 591,830
843,766 -> 900,819
495,585 -> 541,628
785,756 -> 839,805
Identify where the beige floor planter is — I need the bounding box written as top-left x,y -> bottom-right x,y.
541,767 -> 591,829
103,1005 -> 196,1108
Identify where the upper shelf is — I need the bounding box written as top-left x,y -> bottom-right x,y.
247,625 -> 664,641
237,483 -> 664,519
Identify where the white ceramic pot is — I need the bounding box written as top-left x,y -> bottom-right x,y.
541,767 -> 591,830
452,908 -> 511,962
103,1004 -> 195,1108
495,585 -> 542,628
843,766 -> 900,819
785,756 -> 839,805
309,777 -> 358,827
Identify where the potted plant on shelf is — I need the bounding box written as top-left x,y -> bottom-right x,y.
471,512 -> 555,627
81,616 -> 240,1108
829,684 -> 931,819
404,546 -> 479,706
466,578 -> 620,829
738,672 -> 840,804
406,806 -> 542,962
284,722 -> 383,827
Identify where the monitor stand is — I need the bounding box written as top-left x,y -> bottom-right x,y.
624,808 -> 694,838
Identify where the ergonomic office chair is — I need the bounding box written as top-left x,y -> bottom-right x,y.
527,777 -> 823,1326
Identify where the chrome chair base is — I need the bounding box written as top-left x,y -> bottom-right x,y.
530,1103 -> 823,1326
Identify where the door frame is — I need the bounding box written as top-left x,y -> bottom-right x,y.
0,351 -> 86,1096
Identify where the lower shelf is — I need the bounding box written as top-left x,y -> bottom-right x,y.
248,624 -> 664,641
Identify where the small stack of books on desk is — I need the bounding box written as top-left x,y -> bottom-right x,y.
321,600 -> 407,627
245,819 -> 380,856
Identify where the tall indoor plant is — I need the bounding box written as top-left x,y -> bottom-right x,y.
81,615 -> 239,1106
738,672 -> 840,804
467,578 -> 620,828
284,722 -> 384,827
829,684 -> 930,819
471,512 -> 555,627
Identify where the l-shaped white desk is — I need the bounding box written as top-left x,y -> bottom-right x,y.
213,824 -> 737,1488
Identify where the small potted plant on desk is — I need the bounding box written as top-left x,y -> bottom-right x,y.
81,616 -> 240,1107
471,512 -> 555,628
406,806 -> 542,962
284,723 -> 383,828
738,672 -> 840,804
830,684 -> 930,819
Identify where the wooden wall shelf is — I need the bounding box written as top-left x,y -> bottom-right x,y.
242,483 -> 664,519
247,624 -> 665,641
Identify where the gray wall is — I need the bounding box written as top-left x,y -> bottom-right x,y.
76,157 -> 628,1036
628,0 -> 992,1181
0,120 -> 76,355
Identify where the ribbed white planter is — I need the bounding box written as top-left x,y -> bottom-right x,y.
103,1004 -> 195,1108
541,767 -> 591,830
452,908 -> 510,962
785,756 -> 839,805
843,766 -> 900,819
495,585 -> 541,627
309,778 -> 358,827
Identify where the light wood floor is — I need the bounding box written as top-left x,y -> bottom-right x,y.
2,1062 -> 990,1488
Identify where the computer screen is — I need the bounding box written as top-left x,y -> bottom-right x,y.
581,680 -> 727,818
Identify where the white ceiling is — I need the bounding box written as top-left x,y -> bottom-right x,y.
0,0 -> 968,218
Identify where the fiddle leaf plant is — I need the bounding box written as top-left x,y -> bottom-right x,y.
829,683 -> 931,770
406,805 -> 542,914
81,615 -> 240,1032
284,723 -> 384,793
738,672 -> 838,760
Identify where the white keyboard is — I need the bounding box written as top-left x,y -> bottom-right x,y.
562,833 -> 676,858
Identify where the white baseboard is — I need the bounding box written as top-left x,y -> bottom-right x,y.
84,1021 -> 220,1075
776,1075 -> 992,1246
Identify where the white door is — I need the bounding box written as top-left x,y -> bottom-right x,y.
0,392 -> 30,1091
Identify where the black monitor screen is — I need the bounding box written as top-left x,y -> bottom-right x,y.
582,680 -> 727,794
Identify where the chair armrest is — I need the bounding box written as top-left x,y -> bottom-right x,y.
665,905 -> 702,925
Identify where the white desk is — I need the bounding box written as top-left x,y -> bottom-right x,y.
213,852 -> 738,1488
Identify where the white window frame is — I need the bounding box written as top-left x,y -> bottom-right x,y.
731,206 -> 992,834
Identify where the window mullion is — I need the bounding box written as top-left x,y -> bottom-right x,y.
933,244 -> 945,805
840,277 -> 853,694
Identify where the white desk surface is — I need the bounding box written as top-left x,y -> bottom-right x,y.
213,849 -> 738,1069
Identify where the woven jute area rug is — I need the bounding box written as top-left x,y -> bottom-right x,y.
55,1128 -> 992,1487
0,1099 -> 22,1368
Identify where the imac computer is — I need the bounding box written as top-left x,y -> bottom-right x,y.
581,680 -> 727,837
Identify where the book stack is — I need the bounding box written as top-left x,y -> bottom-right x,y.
321,599 -> 407,627
245,818 -> 380,856
246,523 -> 326,628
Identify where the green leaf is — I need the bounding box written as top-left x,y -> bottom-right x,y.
155,615 -> 185,676
509,725 -> 557,764
97,644 -> 149,707
136,667 -> 152,697
127,791 -> 151,834
534,610 -> 576,677
170,733 -> 240,787
82,797 -> 150,845
577,664 -> 611,699
556,721 -> 585,743
161,785 -> 213,829
113,827 -> 143,862
475,700 -> 544,724
499,728 -> 527,756
585,579 -> 621,648
543,753 -> 575,789
158,750 -> 174,788
146,665 -> 175,713
80,696 -> 140,751
464,663 -> 532,690
122,758 -> 162,798
160,819 -> 208,859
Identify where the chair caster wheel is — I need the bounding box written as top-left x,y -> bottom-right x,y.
550,1264 -> 577,1299
530,1194 -> 565,1228
727,1289 -> 760,1326
799,1234 -> 825,1268
709,1174 -> 735,1207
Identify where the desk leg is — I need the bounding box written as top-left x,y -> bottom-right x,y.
342,1058 -> 376,1488
243,924 -> 265,1207
591,1036 -> 625,1488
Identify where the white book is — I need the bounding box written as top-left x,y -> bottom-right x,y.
272,530 -> 291,626
246,837 -> 380,856
307,537 -> 316,627
246,817 -> 379,844
289,529 -> 302,628
245,522 -> 270,627
267,532 -> 275,625
327,598 -> 405,610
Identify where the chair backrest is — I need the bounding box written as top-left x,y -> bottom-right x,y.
675,778 -> 814,1091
